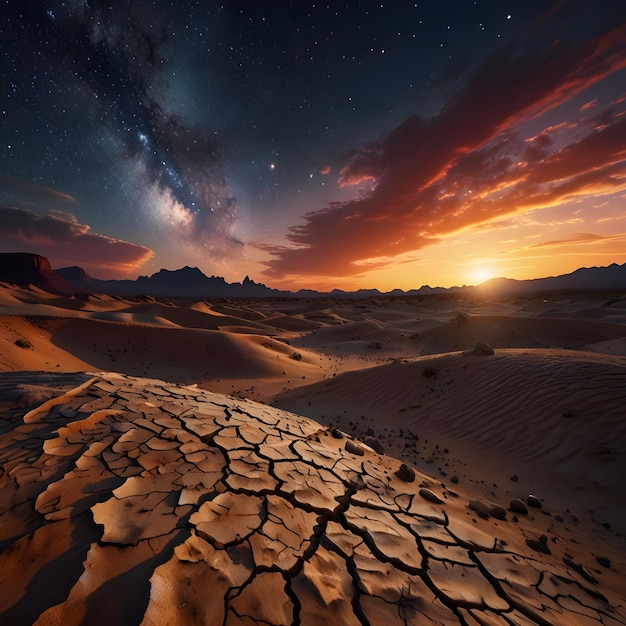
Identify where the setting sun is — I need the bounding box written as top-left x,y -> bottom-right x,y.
469,266 -> 496,285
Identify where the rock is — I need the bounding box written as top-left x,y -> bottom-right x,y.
363,436 -> 384,454
596,556 -> 611,568
462,342 -> 495,357
468,499 -> 491,520
509,499 -> 528,515
330,428 -> 343,439
394,463 -> 415,482
418,488 -> 442,504
527,495 -> 542,509
526,537 -> 551,555
290,351 -> 302,361
510,474 -> 519,482
489,505 -> 507,520
345,440 -> 364,456
451,475 -> 459,484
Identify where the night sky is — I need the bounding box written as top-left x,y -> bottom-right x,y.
2,1 -> 626,290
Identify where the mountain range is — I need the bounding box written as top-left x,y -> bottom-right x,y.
1,252 -> 626,298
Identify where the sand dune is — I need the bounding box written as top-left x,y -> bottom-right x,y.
1,371 -> 624,625
275,348 -> 626,531
2,282 -> 626,623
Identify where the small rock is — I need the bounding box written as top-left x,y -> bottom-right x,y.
489,505 -> 507,520
462,342 -> 495,357
394,463 -> 416,482
526,537 -> 551,555
509,499 -> 528,515
330,428 -> 343,439
290,351 -> 302,361
596,556 -> 611,568
419,488 -> 442,504
451,475 -> 459,484
510,474 -> 519,482
468,499 -> 491,520
345,440 -> 364,456
527,495 -> 542,509
555,514 -> 564,522
363,436 -> 384,454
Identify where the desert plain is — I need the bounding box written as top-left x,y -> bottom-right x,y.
1,279 -> 625,624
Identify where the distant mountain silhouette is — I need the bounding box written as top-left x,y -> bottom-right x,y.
55,263 -> 282,298
0,252 -> 75,294
478,263 -> 626,294
2,252 -> 625,298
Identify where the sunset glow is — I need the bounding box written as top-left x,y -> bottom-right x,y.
2,2 -> 625,290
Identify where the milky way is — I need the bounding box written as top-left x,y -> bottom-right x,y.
2,1 -> 626,286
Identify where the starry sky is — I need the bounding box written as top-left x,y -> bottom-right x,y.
2,1 -> 626,290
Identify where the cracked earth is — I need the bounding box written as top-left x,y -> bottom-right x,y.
0,371 -> 624,625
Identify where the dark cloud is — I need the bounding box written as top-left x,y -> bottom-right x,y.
0,207 -> 153,276
263,23 -> 626,279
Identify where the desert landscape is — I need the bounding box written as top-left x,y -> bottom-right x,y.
1,268 -> 626,624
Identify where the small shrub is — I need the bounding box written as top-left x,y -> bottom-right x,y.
15,338 -> 31,349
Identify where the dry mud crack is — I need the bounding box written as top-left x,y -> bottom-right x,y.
0,371 -> 624,625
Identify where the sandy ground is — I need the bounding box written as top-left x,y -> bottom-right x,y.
1,281 -> 626,623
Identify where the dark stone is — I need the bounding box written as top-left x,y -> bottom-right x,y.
489,505 -> 507,520
509,498 -> 528,515
330,428 -> 343,439
394,463 -> 415,483
510,474 -> 519,482
468,499 -> 490,520
418,487 -> 442,504
527,537 -> 551,555
451,475 -> 459,484
527,495 -> 542,509
462,341 -> 495,356
596,556 -> 611,568
345,439 -> 364,456
363,436 -> 385,454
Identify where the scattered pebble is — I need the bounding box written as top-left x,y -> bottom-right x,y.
363,436 -> 384,454
489,505 -> 507,520
462,341 -> 495,356
596,556 -> 611,568
526,535 -> 551,555
345,440 -> 364,456
419,487 -> 442,504
394,463 -> 416,482
509,499 -> 528,515
469,499 -> 491,520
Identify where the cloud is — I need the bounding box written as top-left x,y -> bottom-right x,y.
263,23 -> 626,279
2,178 -> 78,204
526,232 -> 614,249
0,206 -> 153,276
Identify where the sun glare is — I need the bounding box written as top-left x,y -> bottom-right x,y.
469,266 -> 495,285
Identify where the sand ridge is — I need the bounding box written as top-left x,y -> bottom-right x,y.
1,371 -> 624,625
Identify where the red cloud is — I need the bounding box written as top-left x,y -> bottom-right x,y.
263,23 -> 626,279
0,206 -> 154,277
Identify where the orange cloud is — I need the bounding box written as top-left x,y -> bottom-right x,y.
0,206 -> 154,276
263,23 -> 626,280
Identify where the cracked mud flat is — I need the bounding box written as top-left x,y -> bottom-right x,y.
0,371 -> 624,625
